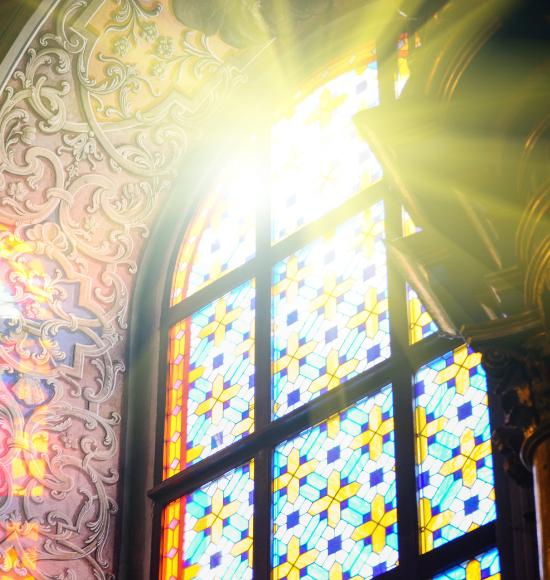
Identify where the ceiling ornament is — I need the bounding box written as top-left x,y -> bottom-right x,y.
172,0 -> 333,48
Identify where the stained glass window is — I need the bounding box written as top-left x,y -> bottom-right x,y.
415,345 -> 496,553
164,281 -> 255,478
160,462 -> 254,580
273,385 -> 398,580
407,284 -> 438,345
171,158 -> 258,306
402,207 -> 422,237
395,32 -> 421,98
158,32 -> 504,580
272,41 -> 382,243
433,548 -> 501,580
272,202 -> 390,417
395,33 -> 411,98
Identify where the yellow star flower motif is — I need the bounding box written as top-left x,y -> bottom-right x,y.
327,414 -> 340,439
273,332 -> 317,384
193,488 -> 240,544
419,497 -> 454,553
347,287 -> 387,338
309,349 -> 358,394
195,375 -> 241,426
231,397 -> 254,437
349,404 -> 394,461
232,321 -> 255,364
273,536 -> 319,580
309,470 -> 360,527
435,345 -> 481,395
408,295 -> 435,344
415,406 -> 448,464
304,88 -> 348,129
439,428 -> 492,488
351,494 -> 398,554
273,448 -> 319,504
273,256 -> 314,304
308,272 -> 354,321
348,210 -> 384,259
199,298 -> 242,347
230,517 -> 253,567
465,559 -> 485,579
326,562 -> 363,580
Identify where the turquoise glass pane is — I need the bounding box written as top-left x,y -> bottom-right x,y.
272,202 -> 390,418
273,385 -> 398,580
161,462 -> 254,580
433,548 -> 501,580
165,281 -> 255,477
415,345 -> 496,553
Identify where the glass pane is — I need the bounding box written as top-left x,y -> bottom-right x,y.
414,345 -> 496,553
402,207 -> 422,237
395,33 -> 411,98
272,41 -> 382,243
164,281 -> 255,478
160,462 -> 254,580
272,202 -> 390,418
171,157 -> 258,305
433,548 -> 501,580
395,32 -> 421,98
408,284 -> 438,345
273,385 -> 398,580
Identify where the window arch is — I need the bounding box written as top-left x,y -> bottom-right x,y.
147,29 -> 507,580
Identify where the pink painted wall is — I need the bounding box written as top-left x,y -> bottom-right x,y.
0,2 -> 259,577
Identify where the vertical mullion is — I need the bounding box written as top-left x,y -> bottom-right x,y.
393,364 -> 421,578
253,124 -> 273,580
253,447 -> 273,580
386,191 -> 420,577
381,10 -> 423,559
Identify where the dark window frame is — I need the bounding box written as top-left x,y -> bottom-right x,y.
146,22 -> 515,580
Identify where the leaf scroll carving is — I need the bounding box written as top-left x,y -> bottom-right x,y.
0,0 -> 264,577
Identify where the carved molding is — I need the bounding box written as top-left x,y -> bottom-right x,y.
0,1 -> 264,578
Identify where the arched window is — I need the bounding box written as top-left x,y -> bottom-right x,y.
148,31 -> 505,580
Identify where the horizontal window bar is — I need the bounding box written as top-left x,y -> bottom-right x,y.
163,259 -> 257,327
148,334 -> 463,504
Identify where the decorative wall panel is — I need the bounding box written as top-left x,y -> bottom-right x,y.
0,1 -> 262,578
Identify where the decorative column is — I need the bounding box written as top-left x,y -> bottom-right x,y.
462,313 -> 550,579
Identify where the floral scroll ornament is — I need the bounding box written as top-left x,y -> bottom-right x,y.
113,37 -> 133,58
6,183 -> 27,202
148,30 -> 225,84
0,0 -> 265,577
140,21 -> 159,43
106,0 -> 163,51
57,132 -> 104,188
